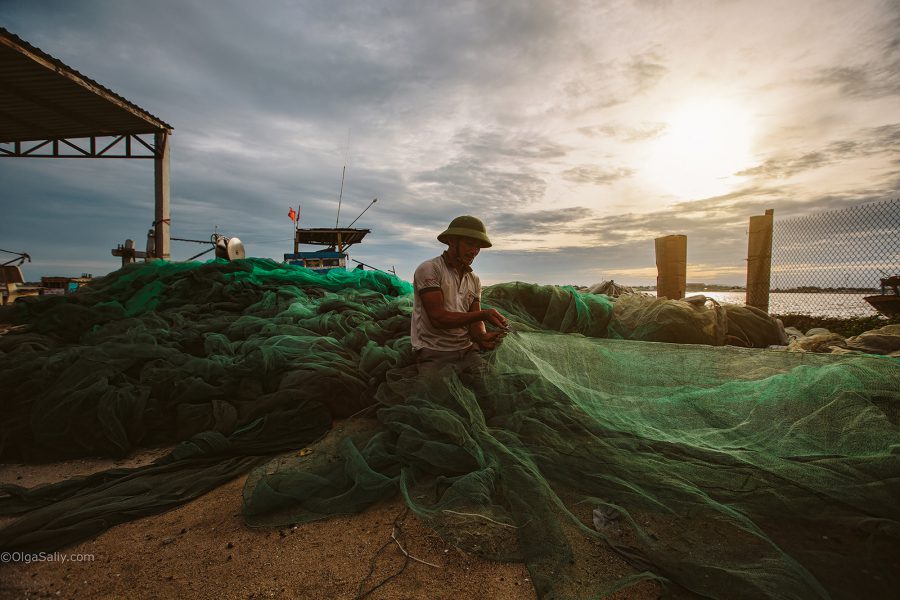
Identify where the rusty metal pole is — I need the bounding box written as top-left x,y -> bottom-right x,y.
655,234 -> 687,300
154,130 -> 171,260
746,209 -> 774,311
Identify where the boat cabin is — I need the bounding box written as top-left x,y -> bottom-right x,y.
879,275 -> 899,296
283,250 -> 347,274
40,274 -> 94,295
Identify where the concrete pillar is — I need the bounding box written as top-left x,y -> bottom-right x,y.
655,234 -> 687,300
154,130 -> 171,260
746,209 -> 774,312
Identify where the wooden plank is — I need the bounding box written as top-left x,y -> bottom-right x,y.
746,209 -> 774,311
655,234 -> 687,300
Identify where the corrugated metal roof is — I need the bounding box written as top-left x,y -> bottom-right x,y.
0,26 -> 172,144
294,228 -> 371,246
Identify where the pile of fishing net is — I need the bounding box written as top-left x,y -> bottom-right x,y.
0,259 -> 412,551
1,259 -> 897,599
585,279 -> 644,297
784,324 -> 900,356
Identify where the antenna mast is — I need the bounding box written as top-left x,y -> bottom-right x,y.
335,129 -> 351,228
335,165 -> 345,228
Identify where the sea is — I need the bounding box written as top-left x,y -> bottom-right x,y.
653,291 -> 879,318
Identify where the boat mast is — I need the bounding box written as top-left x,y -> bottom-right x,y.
335,129 -> 351,229
335,164 -> 345,229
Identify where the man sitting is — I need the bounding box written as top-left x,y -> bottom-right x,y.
411,215 -> 509,373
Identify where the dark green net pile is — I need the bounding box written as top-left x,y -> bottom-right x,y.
1,259 -> 898,599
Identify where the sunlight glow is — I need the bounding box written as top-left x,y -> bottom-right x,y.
642,98 -> 756,200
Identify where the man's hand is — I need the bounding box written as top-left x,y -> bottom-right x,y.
480,308 -> 508,329
474,329 -> 506,350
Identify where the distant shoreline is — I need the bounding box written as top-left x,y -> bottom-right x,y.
631,286 -> 879,294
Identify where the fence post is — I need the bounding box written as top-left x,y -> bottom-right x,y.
655,234 -> 686,300
746,209 -> 774,312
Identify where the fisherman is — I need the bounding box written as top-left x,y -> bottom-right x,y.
411,215 -> 509,373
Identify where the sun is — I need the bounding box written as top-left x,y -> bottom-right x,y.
642,97 -> 756,200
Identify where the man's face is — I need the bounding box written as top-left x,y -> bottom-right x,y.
453,237 -> 482,266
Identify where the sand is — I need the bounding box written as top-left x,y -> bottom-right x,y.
0,433 -> 660,600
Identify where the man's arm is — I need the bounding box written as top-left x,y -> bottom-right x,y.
420,289 -> 507,330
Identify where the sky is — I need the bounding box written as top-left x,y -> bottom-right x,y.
1,0 -> 898,286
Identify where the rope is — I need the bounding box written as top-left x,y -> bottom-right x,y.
354,506 -> 440,599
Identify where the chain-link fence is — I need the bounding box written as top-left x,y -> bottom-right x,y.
770,199 -> 900,317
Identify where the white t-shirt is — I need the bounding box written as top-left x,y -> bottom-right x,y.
411,254 -> 482,351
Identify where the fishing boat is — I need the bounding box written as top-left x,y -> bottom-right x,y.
284,226 -> 371,274
283,197 -> 394,275
863,275 -> 900,317
1,249 -> 41,305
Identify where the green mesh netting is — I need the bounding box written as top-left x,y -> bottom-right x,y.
0,259 -> 411,551
243,335 -> 899,598
1,259 -> 898,599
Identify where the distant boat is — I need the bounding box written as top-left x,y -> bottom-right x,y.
284,227 -> 370,274
283,198 -> 394,275
1,249 -> 92,304
863,275 -> 900,317
1,249 -> 40,305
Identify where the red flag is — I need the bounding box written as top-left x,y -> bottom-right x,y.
288,207 -> 297,222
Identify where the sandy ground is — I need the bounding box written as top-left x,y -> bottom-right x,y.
0,431 -> 659,600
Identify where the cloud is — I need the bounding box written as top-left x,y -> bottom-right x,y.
627,51 -> 668,92
451,128 -> 570,161
490,207 -> 589,236
810,65 -> 900,99
736,123 -> 900,179
805,4 -> 900,100
559,50 -> 668,114
736,151 -> 832,179
403,127 -> 569,216
412,159 -> 548,213
561,165 -> 635,185
578,122 -> 668,142
475,241 -> 664,286
2,0 -> 898,288
478,176 -> 899,282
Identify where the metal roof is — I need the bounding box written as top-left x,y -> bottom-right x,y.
294,228 -> 371,247
0,27 -> 172,143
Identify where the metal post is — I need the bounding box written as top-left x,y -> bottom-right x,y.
154,130 -> 171,260
746,209 -> 774,312
655,234 -> 687,300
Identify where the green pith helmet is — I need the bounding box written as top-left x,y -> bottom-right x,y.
437,215 -> 492,248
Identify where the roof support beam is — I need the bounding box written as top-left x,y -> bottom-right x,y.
0,133 -> 159,158
154,131 -> 170,260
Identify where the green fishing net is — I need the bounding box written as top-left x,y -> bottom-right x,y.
1,259 -> 898,599
243,334 -> 899,598
0,259 -> 410,551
